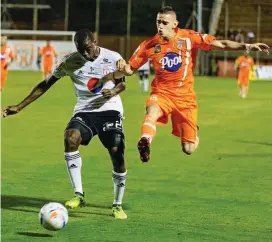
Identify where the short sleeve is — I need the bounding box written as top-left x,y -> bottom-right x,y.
111,51 -> 123,71
129,41 -> 148,70
52,59 -> 67,78
190,31 -> 216,51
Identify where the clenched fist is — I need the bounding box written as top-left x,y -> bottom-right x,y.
2,105 -> 21,117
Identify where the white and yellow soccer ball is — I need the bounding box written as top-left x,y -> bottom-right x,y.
39,202 -> 69,231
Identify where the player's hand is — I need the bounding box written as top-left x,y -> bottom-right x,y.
249,43 -> 270,54
116,59 -> 127,71
2,105 -> 21,117
101,88 -> 117,98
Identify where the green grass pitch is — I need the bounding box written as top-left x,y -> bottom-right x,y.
2,71 -> 272,242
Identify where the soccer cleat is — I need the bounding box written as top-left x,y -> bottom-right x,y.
137,137 -> 151,162
65,192 -> 86,209
112,205 -> 127,219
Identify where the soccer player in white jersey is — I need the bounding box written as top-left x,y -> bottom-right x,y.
138,60 -> 151,93
2,29 -> 128,219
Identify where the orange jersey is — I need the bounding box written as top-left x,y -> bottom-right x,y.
129,28 -> 215,101
40,45 -> 56,65
1,45 -> 13,68
235,56 -> 254,74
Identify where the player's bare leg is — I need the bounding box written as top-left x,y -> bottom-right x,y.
138,103 -> 162,162
242,85 -> 248,98
181,126 -> 199,155
64,129 -> 86,209
108,133 -> 127,219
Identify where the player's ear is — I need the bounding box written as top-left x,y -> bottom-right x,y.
173,20 -> 179,28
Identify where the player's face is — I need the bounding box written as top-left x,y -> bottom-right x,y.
156,13 -> 178,39
76,38 -> 97,61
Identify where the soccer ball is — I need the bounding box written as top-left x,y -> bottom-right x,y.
39,202 -> 69,231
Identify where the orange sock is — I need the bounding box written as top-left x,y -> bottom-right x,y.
141,115 -> 156,142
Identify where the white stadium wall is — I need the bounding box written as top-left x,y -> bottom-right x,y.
8,40 -> 76,71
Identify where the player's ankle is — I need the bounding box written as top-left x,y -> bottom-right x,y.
75,192 -> 84,197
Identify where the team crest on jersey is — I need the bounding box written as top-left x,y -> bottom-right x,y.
87,78 -> 103,93
154,44 -> 161,54
176,40 -> 183,50
159,52 -> 182,72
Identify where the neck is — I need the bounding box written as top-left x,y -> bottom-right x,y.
90,47 -> 101,61
160,30 -> 176,42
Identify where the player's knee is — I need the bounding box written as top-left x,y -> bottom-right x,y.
110,146 -> 119,154
109,134 -> 125,154
64,129 -> 82,151
146,103 -> 162,120
108,134 -> 126,172
182,142 -> 196,155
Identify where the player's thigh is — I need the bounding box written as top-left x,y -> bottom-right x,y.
0,70 -> 7,89
65,113 -> 97,146
43,64 -> 53,73
94,111 -> 125,150
146,93 -> 173,124
171,105 -> 198,143
144,70 -> 150,79
138,71 -> 144,80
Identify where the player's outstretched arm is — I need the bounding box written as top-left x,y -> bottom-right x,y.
116,59 -> 135,76
211,40 -> 270,54
2,75 -> 60,117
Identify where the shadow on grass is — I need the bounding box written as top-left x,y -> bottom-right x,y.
17,232 -> 53,237
235,140 -> 272,147
2,194 -> 112,218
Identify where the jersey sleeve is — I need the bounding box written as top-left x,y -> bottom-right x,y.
111,51 -> 123,71
129,41 -> 148,70
190,31 -> 216,51
52,58 -> 67,78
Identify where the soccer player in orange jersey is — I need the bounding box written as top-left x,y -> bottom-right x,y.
235,53 -> 254,98
117,6 -> 270,162
1,36 -> 14,91
39,40 -> 57,78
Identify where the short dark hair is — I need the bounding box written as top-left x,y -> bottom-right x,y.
159,6 -> 175,14
74,29 -> 95,45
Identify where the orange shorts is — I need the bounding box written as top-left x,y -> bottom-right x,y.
1,69 -> 8,89
146,93 -> 198,143
238,73 -> 250,86
43,64 -> 53,73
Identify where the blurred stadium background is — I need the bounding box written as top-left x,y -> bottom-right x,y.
2,0 -> 272,78
1,1 -> 272,241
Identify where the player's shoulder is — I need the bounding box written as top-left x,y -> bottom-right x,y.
100,47 -> 123,60
55,51 -> 80,70
137,35 -> 160,50
177,28 -> 197,37
61,51 -> 80,63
